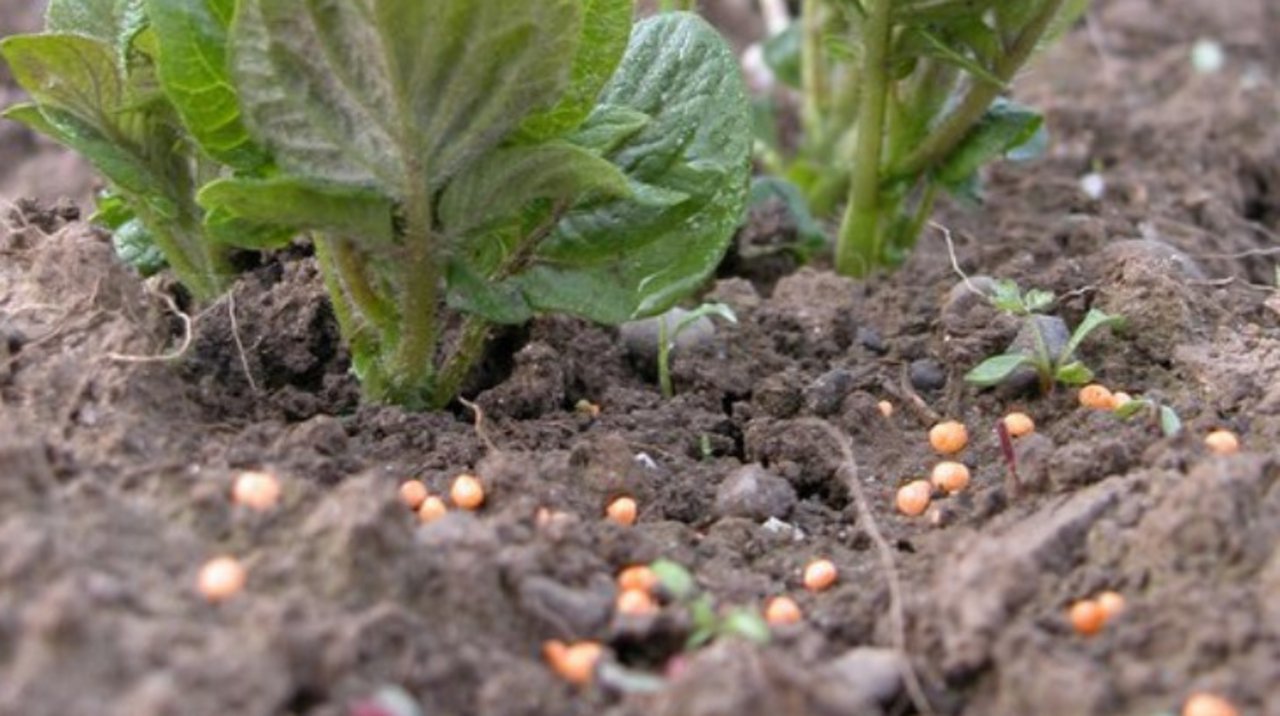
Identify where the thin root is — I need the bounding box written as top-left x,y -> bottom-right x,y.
227,292 -> 259,392
105,282 -> 193,364
458,397 -> 499,454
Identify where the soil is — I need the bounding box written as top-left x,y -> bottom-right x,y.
2,1 -> 1280,715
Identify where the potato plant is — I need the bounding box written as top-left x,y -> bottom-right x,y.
2,0 -> 752,409
758,0 -> 1089,275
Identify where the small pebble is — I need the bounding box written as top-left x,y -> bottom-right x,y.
908,358 -> 946,392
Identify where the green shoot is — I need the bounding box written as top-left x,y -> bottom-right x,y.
650,559 -> 771,650
657,303 -> 738,399
965,281 -> 1122,393
1114,397 -> 1183,437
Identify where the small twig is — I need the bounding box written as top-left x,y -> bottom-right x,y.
227,292 -> 259,393
932,221 -> 983,299
884,370 -> 942,426
800,419 -> 935,716
105,283 -> 193,364
458,397 -> 499,454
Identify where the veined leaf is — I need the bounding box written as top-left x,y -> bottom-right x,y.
1062,308 -> 1123,362
519,0 -> 633,141
439,141 -> 632,239
231,0 -> 582,194
146,0 -> 269,170
198,177 -> 395,245
567,103 -> 651,156
509,13 -> 753,324
934,99 -> 1043,188
2,34 -> 123,128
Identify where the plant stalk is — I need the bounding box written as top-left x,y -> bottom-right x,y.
800,0 -> 829,146
431,315 -> 491,409
834,0 -> 893,276
388,187 -> 442,406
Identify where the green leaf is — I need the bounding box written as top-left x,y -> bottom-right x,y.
721,608 -> 771,644
1158,405 -> 1182,437
1113,398 -> 1150,419
518,0 -> 633,141
445,258 -> 534,325
762,23 -> 802,88
651,558 -> 696,600
2,34 -> 124,126
895,0 -> 1001,22
197,177 -> 395,245
231,0 -> 582,195
112,217 -> 167,275
965,353 -> 1031,386
1062,308 -> 1123,363
46,0 -> 130,44
202,207 -> 295,250
439,141 -> 632,240
989,278 -> 1026,314
566,104 -> 652,155
1054,361 -> 1094,385
935,99 -> 1044,188
146,0 -> 269,170
90,190 -> 135,229
506,13 -> 753,324
912,28 -> 1005,88
1024,288 -> 1055,313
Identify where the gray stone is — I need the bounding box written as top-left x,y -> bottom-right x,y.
714,463 -> 797,521
811,648 -> 907,711
908,358 -> 946,391
804,368 -> 855,416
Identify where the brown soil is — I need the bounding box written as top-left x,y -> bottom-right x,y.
2,1 -> 1279,715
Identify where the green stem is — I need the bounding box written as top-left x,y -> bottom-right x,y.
834,0 -> 893,276
800,0 -> 829,146
387,187 -> 442,406
431,314 -> 491,409
658,318 -> 674,399
890,0 -> 1066,181
135,205 -> 228,302
330,237 -> 396,331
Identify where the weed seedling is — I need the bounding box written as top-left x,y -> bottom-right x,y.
965,280 -> 1123,393
657,303 -> 738,398
1113,396 -> 1183,437
650,559 -> 770,650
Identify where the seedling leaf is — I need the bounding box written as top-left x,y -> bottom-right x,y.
1054,361 -> 1094,385
651,559 -> 696,600
112,218 -> 167,275
1062,308 -> 1123,362
1158,405 -> 1182,437
1023,288 -> 1055,313
721,608 -> 771,644
1113,398 -> 1149,419
965,353 -> 1031,386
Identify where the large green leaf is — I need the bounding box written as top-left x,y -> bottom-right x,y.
439,141 -> 632,239
2,34 -> 123,128
198,177 -> 395,245
519,0 -> 633,141
506,13 -> 752,324
231,0 -> 582,195
146,0 -> 268,170
566,103 -> 650,155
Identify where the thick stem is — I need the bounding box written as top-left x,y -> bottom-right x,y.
430,315 -> 491,409
134,204 -> 227,302
834,0 -> 893,276
890,0 -> 1066,181
386,187 -> 442,406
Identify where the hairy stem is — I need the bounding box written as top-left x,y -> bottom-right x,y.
890,0 -> 1066,181
387,186 -> 442,406
834,0 -> 893,276
431,315 -> 491,409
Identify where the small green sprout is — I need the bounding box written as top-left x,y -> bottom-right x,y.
965,280 -> 1123,393
650,559 -> 770,650
1114,396 -> 1183,437
657,303 -> 738,399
